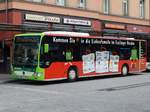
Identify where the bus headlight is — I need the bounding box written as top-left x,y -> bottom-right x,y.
33,72 -> 42,77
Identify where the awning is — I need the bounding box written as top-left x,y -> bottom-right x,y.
74,26 -> 93,32
102,29 -> 128,35
52,24 -> 73,31
102,29 -> 150,39
0,23 -> 49,32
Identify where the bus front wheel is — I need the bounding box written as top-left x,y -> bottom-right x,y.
67,68 -> 78,81
121,65 -> 129,76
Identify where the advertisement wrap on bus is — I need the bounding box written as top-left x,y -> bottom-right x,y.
11,31 -> 147,81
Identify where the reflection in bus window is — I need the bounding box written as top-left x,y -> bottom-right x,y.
65,48 -> 73,61
14,44 -> 38,67
130,46 -> 138,60
119,48 -> 131,60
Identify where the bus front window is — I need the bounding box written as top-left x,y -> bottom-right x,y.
14,45 -> 38,67
13,36 -> 40,67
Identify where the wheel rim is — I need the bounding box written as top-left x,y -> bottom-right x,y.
122,66 -> 128,75
68,70 -> 76,80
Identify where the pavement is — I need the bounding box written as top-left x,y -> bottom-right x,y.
0,74 -> 11,82
0,72 -> 150,112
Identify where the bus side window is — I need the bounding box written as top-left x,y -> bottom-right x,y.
119,47 -> 131,60
65,48 -> 73,61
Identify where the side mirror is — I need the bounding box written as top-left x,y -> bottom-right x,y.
44,44 -> 49,53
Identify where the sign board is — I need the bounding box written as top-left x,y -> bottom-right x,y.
96,51 -> 109,73
25,14 -> 60,23
127,25 -> 150,34
82,53 -> 95,74
104,23 -> 125,30
64,18 -> 91,26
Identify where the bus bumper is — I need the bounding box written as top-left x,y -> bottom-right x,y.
12,71 -> 44,81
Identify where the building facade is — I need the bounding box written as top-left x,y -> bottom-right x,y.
0,0 -> 150,73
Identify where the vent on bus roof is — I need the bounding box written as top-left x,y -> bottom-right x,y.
43,31 -> 89,37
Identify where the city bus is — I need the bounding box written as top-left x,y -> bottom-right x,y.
11,31 -> 147,81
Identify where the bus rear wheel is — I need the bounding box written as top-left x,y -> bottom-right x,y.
121,65 -> 128,76
67,68 -> 78,82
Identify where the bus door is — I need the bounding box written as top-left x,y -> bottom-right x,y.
139,41 -> 146,71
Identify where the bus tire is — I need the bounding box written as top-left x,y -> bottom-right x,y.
67,67 -> 78,82
121,64 -> 129,76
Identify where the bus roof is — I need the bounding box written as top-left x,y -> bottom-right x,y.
43,31 -> 90,37
43,31 -> 144,41
15,33 -> 41,37
15,31 -> 145,42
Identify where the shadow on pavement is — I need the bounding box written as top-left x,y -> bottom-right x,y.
97,81 -> 150,92
1,73 -> 146,86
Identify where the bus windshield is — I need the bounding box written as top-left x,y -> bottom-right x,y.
13,36 -> 40,67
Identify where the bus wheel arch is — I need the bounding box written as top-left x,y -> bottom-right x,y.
121,64 -> 129,76
67,66 -> 78,81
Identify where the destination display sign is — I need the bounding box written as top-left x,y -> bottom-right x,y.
15,36 -> 40,43
51,36 -> 136,46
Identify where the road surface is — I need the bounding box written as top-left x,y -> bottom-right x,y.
0,72 -> 150,112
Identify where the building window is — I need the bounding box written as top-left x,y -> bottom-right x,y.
103,0 -> 110,14
25,0 -> 43,3
123,0 -> 128,16
79,0 -> 86,8
139,0 -> 145,18
56,0 -> 65,6
0,0 -> 5,3
33,0 -> 43,2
